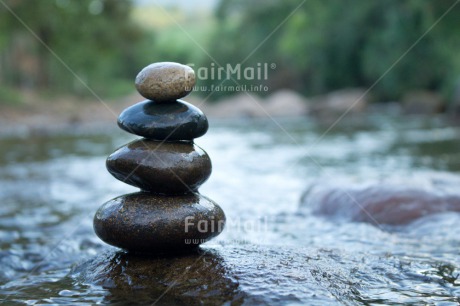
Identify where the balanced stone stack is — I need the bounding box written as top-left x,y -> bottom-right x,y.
94,62 -> 226,253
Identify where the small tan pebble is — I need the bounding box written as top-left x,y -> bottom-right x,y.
135,62 -> 195,101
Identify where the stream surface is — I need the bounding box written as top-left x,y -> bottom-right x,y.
1,114 -> 460,305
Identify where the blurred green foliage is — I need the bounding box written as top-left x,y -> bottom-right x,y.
1,0 -> 459,103
0,0 -> 146,98
203,0 -> 460,101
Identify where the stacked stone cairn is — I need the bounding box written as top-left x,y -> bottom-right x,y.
94,62 -> 226,253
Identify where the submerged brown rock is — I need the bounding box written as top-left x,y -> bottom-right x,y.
301,182 -> 460,225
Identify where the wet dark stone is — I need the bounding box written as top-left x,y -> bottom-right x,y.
106,139 -> 211,195
73,248 -> 244,305
118,99 -> 208,141
93,192 -> 226,253
72,245 -> 361,304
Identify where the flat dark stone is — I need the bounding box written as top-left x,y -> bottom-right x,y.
73,248 -> 244,304
74,245 -> 394,304
93,192 -> 226,253
117,99 -> 208,140
106,139 -> 211,195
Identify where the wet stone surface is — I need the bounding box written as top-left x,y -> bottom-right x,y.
72,248 -> 245,305
106,139 -> 212,195
93,192 -> 225,253
117,99 -> 208,141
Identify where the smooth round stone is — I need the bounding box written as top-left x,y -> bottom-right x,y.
117,99 -> 208,141
106,139 -> 211,195
135,62 -> 195,101
93,192 -> 226,253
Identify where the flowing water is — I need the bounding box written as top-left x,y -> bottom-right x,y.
1,114 -> 460,305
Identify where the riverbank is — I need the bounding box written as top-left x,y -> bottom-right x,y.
1,87 -> 454,136
0,88 -> 356,130
0,91 -> 135,133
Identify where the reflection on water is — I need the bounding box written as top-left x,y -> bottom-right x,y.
1,114 -> 460,304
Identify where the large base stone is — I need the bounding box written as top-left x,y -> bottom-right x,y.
93,192 -> 225,253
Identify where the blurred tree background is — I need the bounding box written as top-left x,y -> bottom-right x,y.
0,0 -> 459,104
205,0 -> 460,101
0,0 -> 145,100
